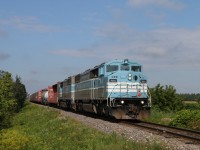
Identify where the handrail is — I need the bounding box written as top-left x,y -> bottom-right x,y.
108,83 -> 118,98
147,87 -> 152,107
107,83 -> 118,106
107,83 -> 151,107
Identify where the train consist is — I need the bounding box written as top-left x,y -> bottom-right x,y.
30,59 -> 151,119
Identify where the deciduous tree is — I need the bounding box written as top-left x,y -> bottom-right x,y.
150,84 -> 183,112
0,71 -> 16,129
13,75 -> 27,112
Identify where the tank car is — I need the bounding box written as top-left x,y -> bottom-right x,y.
58,59 -> 151,119
42,89 -> 48,105
29,88 -> 48,104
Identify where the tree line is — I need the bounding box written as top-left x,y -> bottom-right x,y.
178,93 -> 200,101
0,70 -> 27,129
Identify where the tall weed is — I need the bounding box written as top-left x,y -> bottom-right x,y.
145,108 -> 175,125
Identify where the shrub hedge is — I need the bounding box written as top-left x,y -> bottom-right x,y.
169,109 -> 200,130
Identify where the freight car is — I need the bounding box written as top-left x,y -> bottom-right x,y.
30,88 -> 48,104
47,83 -> 58,106
30,59 -> 151,119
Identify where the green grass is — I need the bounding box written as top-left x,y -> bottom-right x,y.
0,103 -> 169,150
183,101 -> 198,104
144,108 -> 175,125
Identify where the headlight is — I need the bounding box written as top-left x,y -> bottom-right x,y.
121,100 -> 124,104
141,101 -> 144,104
128,73 -> 132,80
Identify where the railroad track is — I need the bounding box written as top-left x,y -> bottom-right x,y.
121,120 -> 200,144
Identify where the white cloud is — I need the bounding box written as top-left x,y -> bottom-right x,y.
128,0 -> 185,10
0,52 -> 10,61
51,49 -> 97,58
0,16 -> 61,33
52,25 -> 200,71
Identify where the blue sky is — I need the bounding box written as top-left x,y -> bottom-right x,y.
1,0 -> 200,94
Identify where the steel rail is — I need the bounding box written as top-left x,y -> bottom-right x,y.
121,120 -> 200,143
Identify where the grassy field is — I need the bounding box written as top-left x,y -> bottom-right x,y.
184,101 -> 198,104
0,102 -> 169,150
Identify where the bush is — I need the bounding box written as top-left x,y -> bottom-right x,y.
0,71 -> 17,129
150,84 -> 183,112
0,71 -> 27,129
0,129 -> 30,150
169,110 -> 200,130
184,103 -> 200,110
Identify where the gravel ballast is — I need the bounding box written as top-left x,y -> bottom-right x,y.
47,105 -> 200,150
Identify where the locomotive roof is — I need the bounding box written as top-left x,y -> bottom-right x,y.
82,59 -> 141,74
61,59 -> 141,80
105,59 -> 141,65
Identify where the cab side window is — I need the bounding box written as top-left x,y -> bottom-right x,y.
106,65 -> 118,72
131,66 -> 141,72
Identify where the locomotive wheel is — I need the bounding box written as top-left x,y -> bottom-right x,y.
97,103 -> 104,116
77,102 -> 83,112
66,101 -> 71,110
104,105 -> 111,117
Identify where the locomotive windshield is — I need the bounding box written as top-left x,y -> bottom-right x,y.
131,66 -> 141,72
106,65 -> 118,72
121,64 -> 129,71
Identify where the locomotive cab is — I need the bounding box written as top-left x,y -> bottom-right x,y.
101,59 -> 151,119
